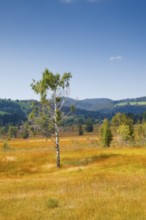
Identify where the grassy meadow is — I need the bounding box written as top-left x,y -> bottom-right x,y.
0,136 -> 146,220
115,101 -> 146,106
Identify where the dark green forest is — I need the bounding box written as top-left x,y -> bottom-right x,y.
1,97 -> 146,127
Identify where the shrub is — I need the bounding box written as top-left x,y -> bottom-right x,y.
3,142 -> 9,150
78,124 -> 83,135
46,198 -> 59,209
85,119 -> 94,132
117,124 -> 132,142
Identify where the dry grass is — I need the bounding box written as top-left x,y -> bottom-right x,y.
0,136 -> 146,220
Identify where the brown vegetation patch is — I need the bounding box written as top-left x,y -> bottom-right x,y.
65,166 -> 86,172
2,156 -> 17,162
42,164 -> 55,170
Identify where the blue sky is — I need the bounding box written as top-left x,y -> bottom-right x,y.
0,0 -> 146,100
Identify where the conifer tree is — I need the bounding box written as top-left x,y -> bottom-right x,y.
78,124 -> 83,136
100,119 -> 112,147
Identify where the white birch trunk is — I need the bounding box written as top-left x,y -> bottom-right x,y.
54,94 -> 61,168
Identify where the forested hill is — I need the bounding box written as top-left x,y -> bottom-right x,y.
1,97 -> 146,126
64,97 -> 146,120
64,97 -> 146,112
0,99 -> 29,126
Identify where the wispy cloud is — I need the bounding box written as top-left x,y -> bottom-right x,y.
109,55 -> 123,61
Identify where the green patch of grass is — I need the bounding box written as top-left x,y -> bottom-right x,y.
46,198 -> 59,209
115,101 -> 146,106
0,111 -> 10,115
63,153 -> 118,166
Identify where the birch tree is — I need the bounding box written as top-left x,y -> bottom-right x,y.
30,69 -> 72,168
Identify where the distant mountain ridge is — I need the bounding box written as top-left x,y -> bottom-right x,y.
1,96 -> 146,126
64,96 -> 146,112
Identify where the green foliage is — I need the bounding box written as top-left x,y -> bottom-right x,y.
8,126 -> 18,139
31,69 -> 72,101
30,70 -> 72,134
31,69 -> 72,168
22,131 -> 29,139
85,119 -> 94,132
1,97 -> 146,128
46,198 -> 59,209
1,96 -> 146,128
134,123 -> 146,143
111,113 -> 134,137
134,125 -> 144,142
142,112 -> 146,122
78,124 -> 83,136
112,113 -> 132,126
16,100 -> 32,115
0,99 -> 26,126
117,124 -> 131,142
100,119 -> 112,147
70,105 -> 75,113
0,127 -> 7,137
29,102 -> 53,137
21,122 -> 29,139
2,142 -> 9,150
64,154 -> 114,166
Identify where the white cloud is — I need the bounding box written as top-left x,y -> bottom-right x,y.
109,55 -> 123,61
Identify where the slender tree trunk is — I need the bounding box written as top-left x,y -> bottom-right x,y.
55,125 -> 60,168
54,94 -> 61,168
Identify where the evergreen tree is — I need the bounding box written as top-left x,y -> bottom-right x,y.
21,122 -> 29,139
100,119 -> 112,147
85,119 -> 94,132
78,124 -> 83,136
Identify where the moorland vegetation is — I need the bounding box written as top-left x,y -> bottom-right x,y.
1,70 -> 146,219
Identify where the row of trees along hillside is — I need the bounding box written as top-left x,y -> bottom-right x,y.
1,111 -> 146,141
0,99 -> 27,126
2,95 -> 146,127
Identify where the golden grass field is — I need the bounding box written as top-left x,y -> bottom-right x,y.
0,136 -> 146,220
